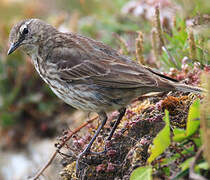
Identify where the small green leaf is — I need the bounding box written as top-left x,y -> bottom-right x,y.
186,99 -> 200,136
162,167 -> 170,176
173,128 -> 185,135
173,128 -> 186,142
130,166 -> 152,180
192,137 -> 202,147
196,162 -> 209,171
147,110 -> 170,163
180,157 -> 194,171
173,99 -> 200,142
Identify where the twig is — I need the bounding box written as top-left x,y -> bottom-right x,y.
189,146 -> 207,180
31,116 -> 98,180
162,46 -> 179,69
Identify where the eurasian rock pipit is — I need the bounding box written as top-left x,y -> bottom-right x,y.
8,19 -> 202,172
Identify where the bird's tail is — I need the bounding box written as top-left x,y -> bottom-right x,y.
174,83 -> 204,93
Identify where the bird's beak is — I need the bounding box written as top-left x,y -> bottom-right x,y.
7,41 -> 21,55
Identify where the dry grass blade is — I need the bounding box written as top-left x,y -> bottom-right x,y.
154,5 -> 165,54
136,31 -> 145,65
201,73 -> 210,166
188,28 -> 197,61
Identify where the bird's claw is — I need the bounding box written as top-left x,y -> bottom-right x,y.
76,147 -> 107,177
89,149 -> 107,155
76,150 -> 88,177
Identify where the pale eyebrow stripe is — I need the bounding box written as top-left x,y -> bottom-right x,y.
25,19 -> 33,26
20,19 -> 34,33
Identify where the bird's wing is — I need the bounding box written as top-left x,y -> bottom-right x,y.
46,46 -> 160,89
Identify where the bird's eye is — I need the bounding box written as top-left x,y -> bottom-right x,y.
22,27 -> 28,35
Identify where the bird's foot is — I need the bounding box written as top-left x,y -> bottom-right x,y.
76,149 -> 89,177
76,147 -> 107,177
89,148 -> 107,155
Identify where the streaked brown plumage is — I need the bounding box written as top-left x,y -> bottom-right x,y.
8,19 -> 202,170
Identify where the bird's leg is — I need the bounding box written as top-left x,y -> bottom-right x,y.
76,108 -> 126,174
89,107 -> 126,155
107,107 -> 126,141
76,112 -> 107,171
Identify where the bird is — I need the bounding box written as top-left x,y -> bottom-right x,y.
7,18 -> 202,170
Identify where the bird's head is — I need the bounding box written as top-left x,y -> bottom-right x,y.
8,19 -> 56,55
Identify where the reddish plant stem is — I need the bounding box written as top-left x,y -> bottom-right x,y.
31,116 -> 98,180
